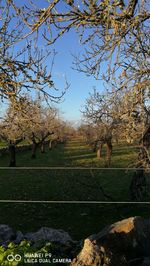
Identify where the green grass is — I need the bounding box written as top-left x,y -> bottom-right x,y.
0,143 -> 65,167
1,203 -> 150,240
0,169 -> 132,201
0,138 -> 150,240
64,138 -> 139,168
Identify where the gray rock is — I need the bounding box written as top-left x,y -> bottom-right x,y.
14,231 -> 24,244
25,227 -> 72,244
0,225 -> 14,243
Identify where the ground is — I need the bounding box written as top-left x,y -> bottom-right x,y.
0,138 -> 150,240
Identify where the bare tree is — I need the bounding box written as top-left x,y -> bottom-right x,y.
0,95 -> 60,165
10,1 -> 149,46
0,1 -> 68,101
82,89 -> 122,166
20,98 -> 56,159
0,97 -> 27,166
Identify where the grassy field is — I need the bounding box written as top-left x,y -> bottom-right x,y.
0,138 -> 150,240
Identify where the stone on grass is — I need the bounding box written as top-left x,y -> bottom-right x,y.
0,225 -> 14,243
14,231 -> 24,244
25,227 -> 72,244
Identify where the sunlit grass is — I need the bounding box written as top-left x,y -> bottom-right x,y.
64,138 -> 138,168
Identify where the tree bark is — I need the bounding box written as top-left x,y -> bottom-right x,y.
9,142 -> 16,167
93,141 -> 97,152
49,140 -> 52,150
41,141 -> 45,153
115,137 -> 119,145
130,126 -> 150,200
97,142 -> 103,159
106,140 -> 112,167
53,139 -> 57,148
31,142 -> 37,158
130,169 -> 146,201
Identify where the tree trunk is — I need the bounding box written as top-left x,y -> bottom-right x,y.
115,137 -> 119,145
55,140 -> 58,147
53,140 -> 57,148
97,142 -> 103,159
49,140 -> 52,150
41,141 -> 45,153
31,142 -> 37,158
93,141 -> 97,152
106,140 -> 112,167
130,169 -> 146,201
9,142 -> 16,167
130,126 -> 150,200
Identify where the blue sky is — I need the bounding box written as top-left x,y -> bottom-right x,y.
46,29 -> 105,123
14,0 -> 106,123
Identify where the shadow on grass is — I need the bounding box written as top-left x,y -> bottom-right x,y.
64,153 -> 96,160
0,203 -> 150,240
